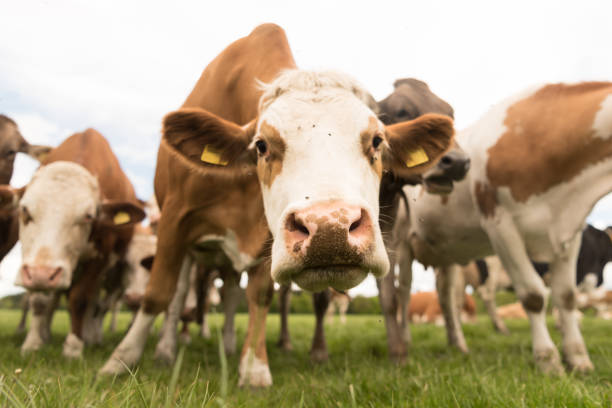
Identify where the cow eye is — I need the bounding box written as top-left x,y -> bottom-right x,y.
21,206 -> 33,225
6,149 -> 16,157
84,213 -> 94,223
372,135 -> 383,149
255,140 -> 268,155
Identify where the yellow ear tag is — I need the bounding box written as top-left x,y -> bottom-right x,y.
114,211 -> 131,225
200,145 -> 228,166
405,147 -> 429,168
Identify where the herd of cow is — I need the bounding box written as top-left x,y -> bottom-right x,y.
1,23 -> 612,387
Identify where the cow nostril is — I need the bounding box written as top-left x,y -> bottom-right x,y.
440,156 -> 453,166
287,213 -> 309,236
22,265 -> 32,280
49,267 -> 62,282
349,219 -> 361,232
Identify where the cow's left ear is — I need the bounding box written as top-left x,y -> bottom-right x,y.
0,185 -> 24,215
98,201 -> 146,227
383,113 -> 454,177
23,144 -> 52,163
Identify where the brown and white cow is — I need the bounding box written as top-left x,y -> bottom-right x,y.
396,82 -> 612,373
0,115 -> 51,263
100,24 -> 454,385
0,129 -> 144,357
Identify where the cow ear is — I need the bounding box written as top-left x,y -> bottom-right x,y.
98,201 -> 146,227
140,255 -> 154,271
24,145 -> 52,163
162,108 -> 256,174
0,185 -> 23,214
383,113 -> 454,177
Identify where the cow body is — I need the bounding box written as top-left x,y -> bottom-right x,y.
399,82 -> 612,373
2,129 -> 144,357
407,291 -> 476,324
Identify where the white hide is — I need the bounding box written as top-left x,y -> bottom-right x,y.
256,71 -> 388,283
15,161 -> 100,289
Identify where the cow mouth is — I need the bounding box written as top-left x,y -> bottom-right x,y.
423,175 -> 454,195
291,265 -> 369,292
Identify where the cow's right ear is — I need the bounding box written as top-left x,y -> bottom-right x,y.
162,108 -> 256,173
0,185 -> 23,214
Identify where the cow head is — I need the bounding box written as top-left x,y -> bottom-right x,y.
123,225 -> 156,310
163,70 -> 454,291
0,161 -> 145,291
0,115 -> 52,185
378,78 -> 469,194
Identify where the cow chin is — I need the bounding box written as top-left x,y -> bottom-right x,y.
423,174 -> 454,195
291,266 -> 369,292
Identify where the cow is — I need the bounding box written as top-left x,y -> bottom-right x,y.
407,291 -> 476,324
496,302 -> 527,320
326,289 -> 350,324
276,78 -> 469,362
99,24 -> 454,386
396,81 -> 612,374
0,129 -> 145,358
0,115 -> 51,263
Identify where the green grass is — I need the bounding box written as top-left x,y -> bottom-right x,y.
0,309 -> 611,407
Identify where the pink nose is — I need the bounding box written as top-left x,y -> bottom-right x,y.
284,201 -> 373,257
20,265 -> 63,290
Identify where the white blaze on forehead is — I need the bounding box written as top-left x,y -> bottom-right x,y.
18,161 -> 100,283
593,94 -> 612,140
256,70 -> 384,235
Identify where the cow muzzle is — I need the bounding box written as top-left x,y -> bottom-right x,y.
19,264 -> 65,290
281,201 -> 381,291
423,149 -> 470,194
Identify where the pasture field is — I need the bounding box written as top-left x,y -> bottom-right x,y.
0,309 -> 611,407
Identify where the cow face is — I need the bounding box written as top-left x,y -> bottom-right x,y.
163,70 -> 454,291
0,116 -> 51,185
0,161 -> 144,291
123,227 -> 156,310
378,79 -> 469,194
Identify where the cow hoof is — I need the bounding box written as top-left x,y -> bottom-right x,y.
154,342 -> 176,365
310,348 -> 328,363
223,333 -> 236,355
62,333 -> 84,359
99,356 -> 129,376
277,339 -> 293,351
534,348 -> 565,375
21,340 -> 43,355
179,332 -> 192,345
564,344 -> 594,373
239,349 -> 272,388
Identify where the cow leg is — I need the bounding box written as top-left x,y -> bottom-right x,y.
41,291 -> 59,343
377,261 -> 407,364
99,222 -> 189,376
21,292 -> 55,353
276,283 -> 292,350
200,284 -> 212,339
154,255 -> 193,365
548,233 -> 593,372
109,299 -> 120,333
478,271 -> 509,334
221,270 -> 241,355
239,260 -> 274,388
396,245 -> 413,344
310,289 -> 330,362
16,293 -> 29,335
63,260 -> 105,358
484,214 -> 563,375
437,265 -> 469,352
338,297 -> 348,325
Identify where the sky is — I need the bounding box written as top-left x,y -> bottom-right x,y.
1,0 -> 612,297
